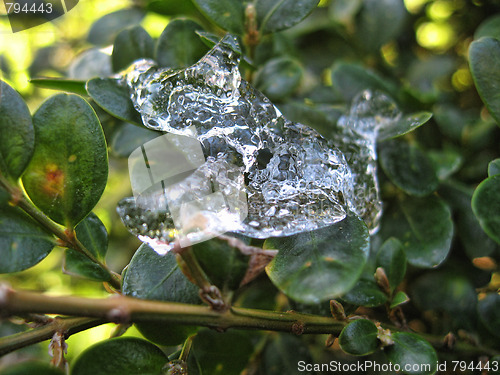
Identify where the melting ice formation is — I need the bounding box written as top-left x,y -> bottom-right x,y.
117,34 -> 401,254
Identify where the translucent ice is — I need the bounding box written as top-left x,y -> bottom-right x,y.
117,35 -> 388,253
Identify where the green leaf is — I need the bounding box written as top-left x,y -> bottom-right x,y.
379,140 -> 439,197
472,174 -> 500,245
390,291 -> 410,309
427,148 -> 463,180
111,122 -> 161,158
256,0 -> 320,34
411,271 -> 476,330
147,0 -> 199,16
86,78 -> 143,126
478,293 -> 500,338
0,80 -> 34,180
72,337 -> 168,375
329,0 -> 362,25
0,206 -> 54,273
122,243 -> 201,346
112,26 -> 154,72
261,334 -> 314,374
156,19 -> 208,69
339,319 -> 378,356
22,94 -> 108,228
385,333 -> 437,375
192,0 -> 245,34
192,236 -> 250,291
355,0 -> 407,52
376,237 -> 406,291
29,78 -> 87,96
469,37 -> 500,125
342,279 -> 388,307
254,57 -> 303,101
87,8 -> 145,46
475,14 -> 500,40
489,158 -> 500,176
380,196 -> 453,268
330,62 -> 397,102
265,213 -> 370,304
192,329 -> 254,375
0,361 -> 65,375
63,213 -> 109,281
377,112 -> 433,141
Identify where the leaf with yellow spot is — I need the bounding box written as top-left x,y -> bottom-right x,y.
22,94 -> 108,228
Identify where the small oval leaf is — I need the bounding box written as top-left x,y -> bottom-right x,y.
472,174 -> 500,245
87,9 -> 145,46
377,112 -> 433,141
488,158 -> 500,177
385,332 -> 437,375
192,0 -> 245,34
376,237 -> 406,291
342,279 -> 388,307
30,78 -> 88,96
112,26 -> 154,72
339,319 -> 378,356
71,337 -> 168,375
22,94 -> 108,228
478,293 -> 500,338
390,291 -> 410,309
111,122 -> 161,158
265,213 -> 370,304
0,206 -> 55,273
254,57 -> 303,101
256,0 -> 320,34
0,80 -> 34,180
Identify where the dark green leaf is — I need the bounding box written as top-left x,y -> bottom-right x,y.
22,94 -> 108,228
147,0 -> 199,16
87,8 -> 145,46
30,78 -> 88,96
411,271 -> 476,330
122,243 -> 201,346
111,122 -> 161,158
385,333 -> 437,375
156,19 -> 208,69
256,0 -> 320,34
329,0 -> 362,25
379,140 -> 438,197
342,279 -> 388,307
339,319 -> 378,356
112,26 -> 154,72
193,329 -> 254,375
0,80 -> 34,180
377,112 -> 432,141
261,334 -> 314,374
0,362 -> 65,375
469,37 -> 500,125
86,78 -> 143,126
192,236 -> 250,291
330,62 -> 397,102
472,174 -> 500,245
475,14 -> 500,40
355,0 -> 407,52
376,237 -> 406,291
478,293 -> 500,338
71,337 -> 168,375
0,206 -> 54,273
265,213 -> 370,304
427,148 -> 463,180
390,291 -> 409,309
489,159 -> 500,176
192,0 -> 245,34
63,249 -> 110,281
254,57 -> 303,101
380,196 -> 453,268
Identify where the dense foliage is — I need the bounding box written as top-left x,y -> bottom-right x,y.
1,0 -> 500,374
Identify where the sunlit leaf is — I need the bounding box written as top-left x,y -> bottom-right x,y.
192,0 -> 245,34
30,78 -> 88,96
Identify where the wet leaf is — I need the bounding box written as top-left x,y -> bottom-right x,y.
192,0 -> 245,34
87,8 -> 145,46
0,206 -> 54,273
265,213 -> 370,304
380,196 -> 453,268
377,112 -> 432,141
478,293 -> 500,338
72,337 -> 167,375
156,19 -> 208,69
87,78 -> 143,126
469,37 -> 500,125
339,319 -> 378,356
384,333 -> 437,375
112,26 -> 154,72
376,237 -> 406,291
0,80 -> 34,180
256,0 -> 320,34
22,94 -> 108,228
472,174 -> 500,245
254,57 -> 303,101
30,78 -> 88,96
342,279 -> 387,307
379,140 -> 438,197
111,122 -> 161,158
